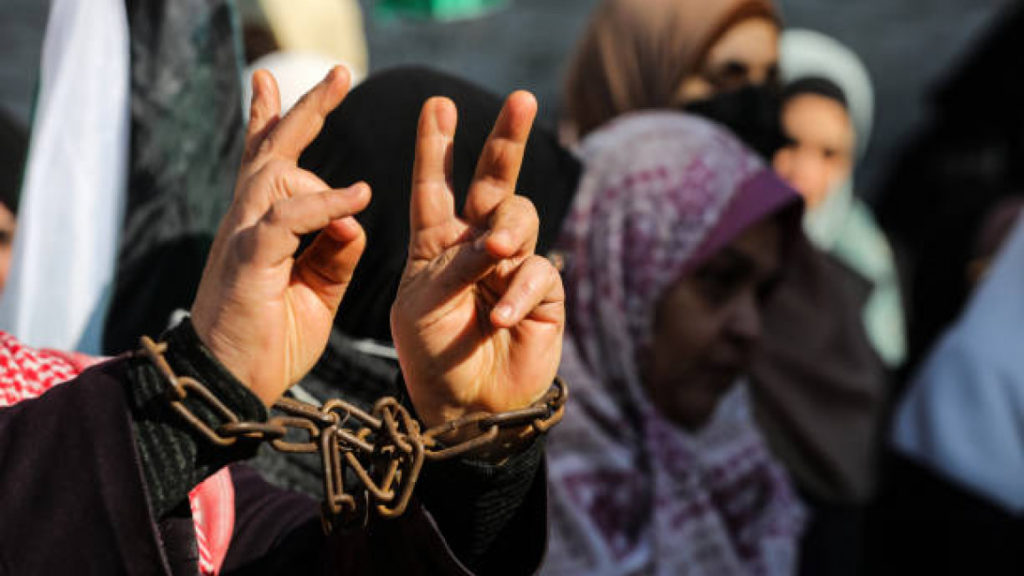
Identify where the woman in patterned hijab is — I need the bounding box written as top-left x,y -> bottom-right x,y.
544,112 -> 805,575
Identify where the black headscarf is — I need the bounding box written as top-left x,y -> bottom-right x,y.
300,66 -> 581,343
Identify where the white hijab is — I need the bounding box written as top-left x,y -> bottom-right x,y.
779,28 -> 873,251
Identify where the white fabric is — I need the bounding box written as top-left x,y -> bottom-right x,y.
779,29 -> 874,159
892,216 -> 1024,512
779,28 -> 873,251
237,0 -> 368,79
0,0 -> 129,353
780,29 -> 872,252
780,28 -> 872,251
244,51 -> 359,119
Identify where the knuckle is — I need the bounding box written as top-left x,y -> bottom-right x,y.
531,255 -> 560,286
235,227 -> 260,262
264,199 -> 290,227
494,195 -> 537,227
519,274 -> 541,296
512,196 -> 539,223
258,131 -> 279,156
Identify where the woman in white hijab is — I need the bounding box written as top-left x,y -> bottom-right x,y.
773,29 -> 906,369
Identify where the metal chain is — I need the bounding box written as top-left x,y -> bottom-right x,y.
139,336 -> 567,532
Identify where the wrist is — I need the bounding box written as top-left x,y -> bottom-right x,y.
152,318 -> 268,425
417,377 -> 567,465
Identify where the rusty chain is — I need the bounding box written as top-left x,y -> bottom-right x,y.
139,336 -> 567,532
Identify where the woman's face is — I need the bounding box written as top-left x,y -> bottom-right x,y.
773,93 -> 855,209
644,217 -> 782,430
0,203 -> 14,293
677,17 -> 780,104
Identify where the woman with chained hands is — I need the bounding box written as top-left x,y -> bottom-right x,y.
0,66 -> 564,575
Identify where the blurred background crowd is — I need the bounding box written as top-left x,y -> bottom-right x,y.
2,0 -> 1023,573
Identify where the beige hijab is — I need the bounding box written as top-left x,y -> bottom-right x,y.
563,0 -> 778,140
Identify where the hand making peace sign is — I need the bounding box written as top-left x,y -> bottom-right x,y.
391,93 -> 566,429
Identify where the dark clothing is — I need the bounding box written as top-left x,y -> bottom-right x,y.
0,320 -> 546,575
0,359 -> 168,574
750,239 -> 888,576
874,2 -> 1024,378
752,240 -> 888,505
869,451 -> 1024,575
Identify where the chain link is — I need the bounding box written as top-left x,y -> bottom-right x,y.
139,336 -> 567,532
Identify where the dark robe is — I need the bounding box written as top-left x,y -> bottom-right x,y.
750,239 -> 889,576
0,343 -> 546,575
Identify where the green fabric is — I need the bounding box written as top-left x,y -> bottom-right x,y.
376,0 -> 506,20
831,198 -> 907,367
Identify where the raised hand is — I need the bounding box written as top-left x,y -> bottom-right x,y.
191,67 -> 371,406
390,92 -> 566,429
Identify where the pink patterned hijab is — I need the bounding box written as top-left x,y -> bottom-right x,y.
544,112 -> 805,575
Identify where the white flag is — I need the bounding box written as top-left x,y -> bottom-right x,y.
0,0 -> 130,353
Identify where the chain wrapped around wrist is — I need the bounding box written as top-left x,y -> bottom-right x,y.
139,336 -> 567,533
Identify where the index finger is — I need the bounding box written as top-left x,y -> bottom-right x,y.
254,66 -> 351,163
463,91 -> 537,226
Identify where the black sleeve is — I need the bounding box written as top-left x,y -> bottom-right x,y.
130,319 -> 548,574
127,318 -> 268,518
223,455 -> 549,576
390,372 -> 549,574
417,441 -> 548,574
222,371 -> 549,575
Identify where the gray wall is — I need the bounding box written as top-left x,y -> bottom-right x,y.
1,0 -> 1017,192
0,0 -> 49,124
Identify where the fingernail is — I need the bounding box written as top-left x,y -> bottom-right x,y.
473,231 -> 491,252
344,182 -> 368,197
489,230 -> 511,250
494,303 -> 513,322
